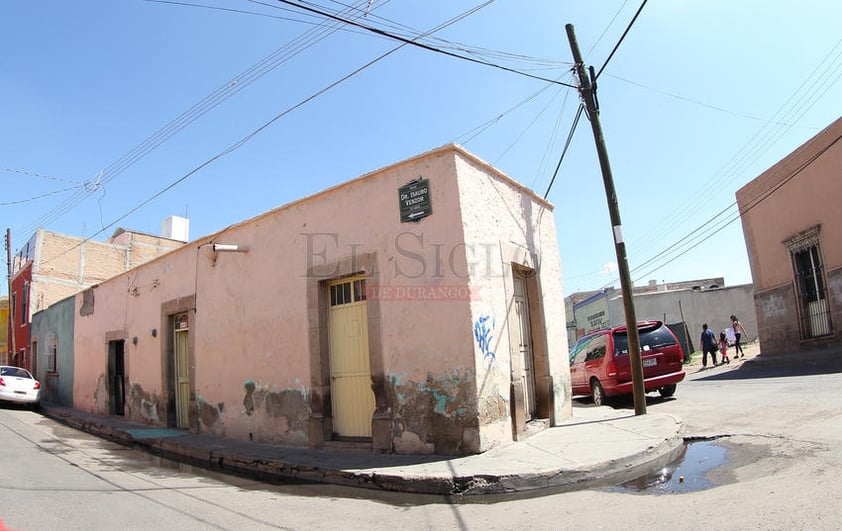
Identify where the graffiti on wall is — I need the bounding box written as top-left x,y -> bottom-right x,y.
474,314 -> 496,361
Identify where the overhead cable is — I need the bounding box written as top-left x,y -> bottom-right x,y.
594,0 -> 647,80
16,0 -> 379,240
275,0 -> 577,88
36,0 -> 494,266
544,103 -> 584,199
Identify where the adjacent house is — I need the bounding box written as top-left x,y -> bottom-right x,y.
737,116 -> 842,356
9,223 -> 187,372
565,278 -> 756,352
0,296 -> 8,365
33,145 -> 570,455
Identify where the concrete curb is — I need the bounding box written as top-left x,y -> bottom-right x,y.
40,405 -> 685,496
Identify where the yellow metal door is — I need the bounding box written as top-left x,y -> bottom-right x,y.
174,312 -> 190,429
328,277 -> 375,438
513,276 -> 536,419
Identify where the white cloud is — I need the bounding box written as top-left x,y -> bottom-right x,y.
599,261 -> 618,276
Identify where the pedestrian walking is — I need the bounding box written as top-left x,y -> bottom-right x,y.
731,314 -> 747,358
719,330 -> 730,364
700,323 -> 718,367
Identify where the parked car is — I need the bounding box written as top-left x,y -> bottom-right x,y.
569,320 -> 686,406
0,366 -> 41,409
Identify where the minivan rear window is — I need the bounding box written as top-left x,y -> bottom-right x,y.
612,325 -> 677,355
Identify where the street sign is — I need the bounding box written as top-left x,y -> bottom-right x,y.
398,178 -> 432,222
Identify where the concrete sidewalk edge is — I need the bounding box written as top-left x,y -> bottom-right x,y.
40,405 -> 685,497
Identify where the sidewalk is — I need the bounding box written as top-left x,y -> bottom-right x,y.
39,403 -> 683,497
684,340 -> 842,378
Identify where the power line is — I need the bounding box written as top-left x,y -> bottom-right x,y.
0,167 -> 85,186
532,81 -> 575,190
450,79 -> 561,145
544,103 -> 584,199
628,132 -> 841,286
15,0 -> 380,240
275,0 -> 577,88
605,73 -> 828,127
626,39 -> 841,262
594,0 -> 647,79
36,0 -> 494,265
492,85 -> 569,166
255,0 -> 570,72
587,0 -> 630,57
146,0 -> 327,23
1,186 -> 85,206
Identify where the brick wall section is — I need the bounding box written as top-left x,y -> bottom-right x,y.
31,229 -> 183,314
755,265 -> 842,356
753,283 -> 800,355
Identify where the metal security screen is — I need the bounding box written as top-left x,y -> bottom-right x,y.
793,245 -> 832,339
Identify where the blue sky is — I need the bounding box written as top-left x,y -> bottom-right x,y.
3,0 -> 840,297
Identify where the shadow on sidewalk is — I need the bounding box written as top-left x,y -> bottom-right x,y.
695,352 -> 842,381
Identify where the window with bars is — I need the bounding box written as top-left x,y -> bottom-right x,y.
47,335 -> 58,373
20,282 -> 29,325
786,226 -> 832,340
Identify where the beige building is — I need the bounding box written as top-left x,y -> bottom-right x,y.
737,116 -> 842,356
9,223 -> 187,371
38,145 -> 570,455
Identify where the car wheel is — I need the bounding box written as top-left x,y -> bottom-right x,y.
659,384 -> 677,398
591,380 -> 606,406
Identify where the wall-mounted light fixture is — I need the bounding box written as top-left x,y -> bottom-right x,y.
211,243 -> 248,252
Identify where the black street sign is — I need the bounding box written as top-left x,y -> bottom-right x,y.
398,178 -> 432,222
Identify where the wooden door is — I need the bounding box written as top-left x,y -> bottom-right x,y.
327,277 -> 375,438
174,312 -> 190,429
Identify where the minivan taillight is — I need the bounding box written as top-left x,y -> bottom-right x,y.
0,377 -> 5,386
607,360 -> 617,377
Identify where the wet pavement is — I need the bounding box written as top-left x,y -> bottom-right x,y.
39,402 -> 684,497
36,342 -> 840,498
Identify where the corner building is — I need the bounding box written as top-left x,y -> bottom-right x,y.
40,145 -> 570,455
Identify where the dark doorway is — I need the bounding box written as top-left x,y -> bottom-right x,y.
108,340 -> 126,416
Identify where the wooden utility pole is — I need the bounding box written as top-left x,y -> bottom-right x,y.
566,24 -> 647,415
5,228 -> 16,366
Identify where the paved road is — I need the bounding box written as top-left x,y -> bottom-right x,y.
2,344 -> 840,530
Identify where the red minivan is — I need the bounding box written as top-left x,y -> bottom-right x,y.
569,320 -> 686,406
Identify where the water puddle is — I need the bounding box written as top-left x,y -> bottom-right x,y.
609,439 -> 729,494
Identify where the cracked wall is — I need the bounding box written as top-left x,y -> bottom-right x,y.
387,369 -> 478,455
127,382 -> 164,424
197,396 -> 226,437
240,381 -> 310,445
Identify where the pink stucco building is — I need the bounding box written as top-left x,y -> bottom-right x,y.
51,145 -> 570,455
737,116 -> 842,356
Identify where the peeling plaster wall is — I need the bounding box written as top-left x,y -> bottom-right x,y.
737,117 -> 842,353
72,253 -> 196,420
387,369 -> 477,455
454,151 -> 571,448
66,145 -> 566,453
237,381 -> 310,444
31,295 -> 76,406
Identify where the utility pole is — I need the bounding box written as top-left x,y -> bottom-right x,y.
5,228 -> 16,366
566,24 -> 646,415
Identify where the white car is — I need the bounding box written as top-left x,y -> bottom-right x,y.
0,366 -> 41,408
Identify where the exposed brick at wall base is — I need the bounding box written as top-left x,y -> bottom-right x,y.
754,283 -> 800,355
756,267 -> 842,355
822,266 -> 842,348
